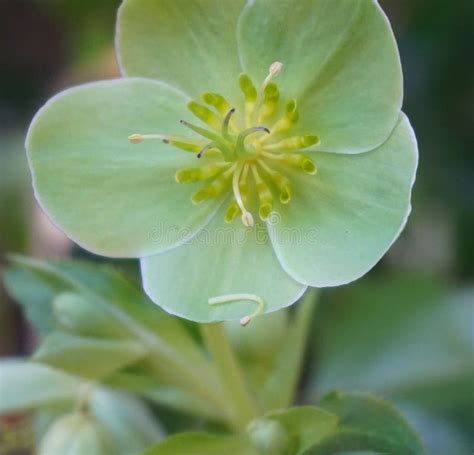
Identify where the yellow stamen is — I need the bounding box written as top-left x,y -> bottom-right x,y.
224,201 -> 240,223
187,101 -> 222,131
260,100 -> 300,144
250,165 -> 273,221
258,82 -> 280,122
258,160 -> 292,204
191,164 -> 236,204
202,92 -> 232,116
263,134 -> 320,152
262,152 -> 317,175
175,163 -> 230,184
239,74 -> 257,127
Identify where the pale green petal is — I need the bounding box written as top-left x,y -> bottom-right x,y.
238,0 -> 402,154
117,0 -> 246,100
268,113 -> 418,287
26,78 -> 222,257
141,203 -> 306,323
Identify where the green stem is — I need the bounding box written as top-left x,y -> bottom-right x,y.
201,323 -> 260,431
261,288 -> 319,411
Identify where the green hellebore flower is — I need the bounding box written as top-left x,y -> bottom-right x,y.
26,0 -> 418,324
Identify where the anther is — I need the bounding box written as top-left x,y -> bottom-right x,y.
262,152 -> 318,175
262,61 -> 283,89
239,74 -> 257,127
175,163 -> 229,183
251,165 -> 274,221
260,100 -> 300,144
285,99 -> 299,122
258,160 -> 292,204
191,164 -> 236,204
187,101 -> 222,131
259,82 -> 280,122
208,293 -> 265,327
224,201 -> 240,223
263,135 -> 320,152
128,134 -> 144,143
202,92 -> 231,116
239,74 -> 257,101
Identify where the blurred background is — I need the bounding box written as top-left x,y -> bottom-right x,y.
0,0 -> 472,454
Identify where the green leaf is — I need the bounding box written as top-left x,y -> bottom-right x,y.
268,114 -> 418,287
26,78 -> 222,257
117,0 -> 246,100
90,388 -> 164,455
8,256 -> 227,417
104,370 -> 223,420
38,412 -> 115,455
238,0 -> 402,155
311,392 -> 424,455
257,406 -> 339,455
33,331 -> 146,380
3,267 -> 64,336
312,275 -> 474,417
0,359 -> 82,413
53,292 -> 126,338
142,432 -> 258,455
141,203 -> 306,323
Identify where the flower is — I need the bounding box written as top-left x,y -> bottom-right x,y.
26,0 -> 418,324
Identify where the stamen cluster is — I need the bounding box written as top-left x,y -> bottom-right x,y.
129,63 -> 320,226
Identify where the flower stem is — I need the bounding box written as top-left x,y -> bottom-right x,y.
260,288 -> 319,411
201,323 -> 260,431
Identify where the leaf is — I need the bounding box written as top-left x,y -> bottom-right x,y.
53,292 -> 127,338
142,432 -> 258,455
33,331 -> 146,380
3,267 -> 64,336
262,406 -> 338,455
310,391 -> 424,455
312,274 -> 474,419
7,256 -> 225,418
104,368 -> 224,421
0,359 -> 82,413
90,388 -> 164,455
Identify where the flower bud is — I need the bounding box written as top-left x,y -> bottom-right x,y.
39,412 -> 114,455
247,418 -> 289,455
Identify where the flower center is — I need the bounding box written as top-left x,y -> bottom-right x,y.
129,62 -> 319,227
